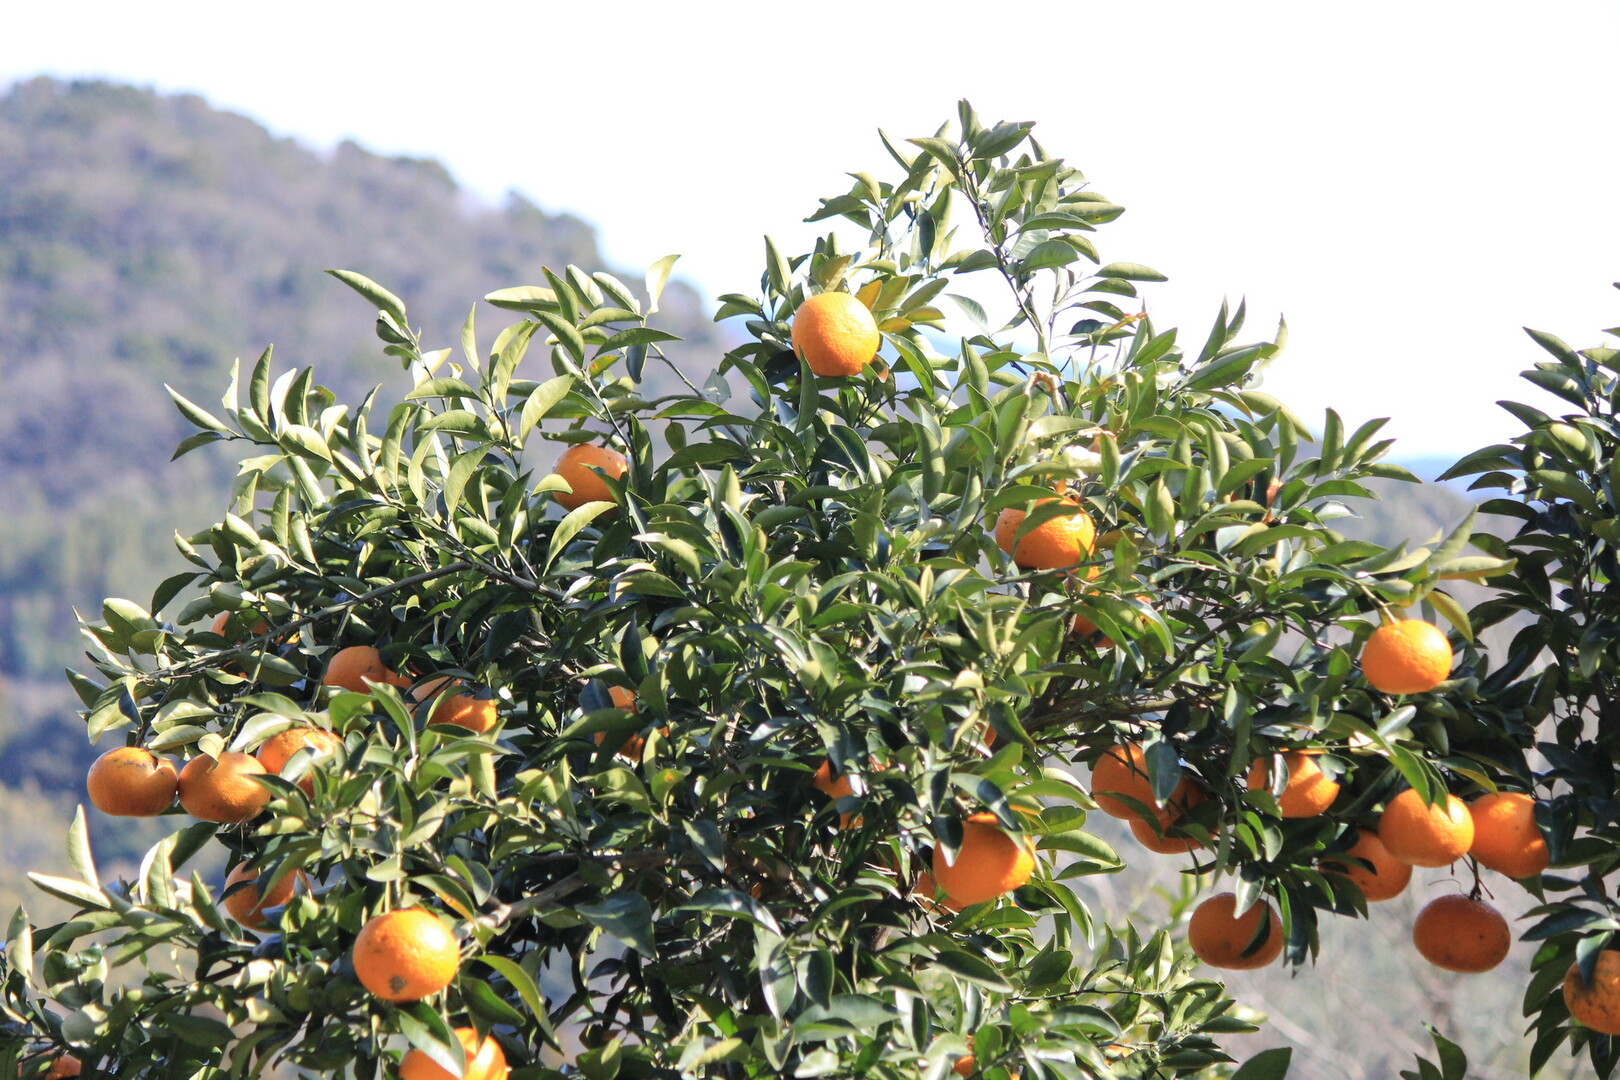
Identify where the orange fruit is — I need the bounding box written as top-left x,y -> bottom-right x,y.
44,1055 -> 82,1079
322,645 -> 403,694
85,746 -> 178,817
1071,610 -> 1111,646
1361,619 -> 1452,694
1564,950 -> 1620,1035
953,1053 -> 976,1078
1245,750 -> 1341,818
914,869 -> 967,914
1129,777 -> 1207,854
1129,814 -> 1201,855
399,1026 -> 509,1080
1090,742 -> 1157,820
791,291 -> 880,377
255,727 -> 343,794
1320,827 -> 1411,902
414,679 -> 499,734
554,443 -> 629,510
593,686 -> 662,758
1378,788 -> 1475,867
1187,892 -> 1284,970
210,611 -> 269,637
931,813 -> 1037,907
352,908 -> 460,1003
994,499 -> 1096,571
810,759 -> 854,802
222,862 -> 307,931
810,759 -> 884,828
1411,893 -> 1510,973
1468,791 -> 1550,879
177,752 -> 271,824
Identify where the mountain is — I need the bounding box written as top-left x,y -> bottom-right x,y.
0,77 -> 728,787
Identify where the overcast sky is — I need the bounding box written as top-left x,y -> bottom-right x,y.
5,1 -> 1617,458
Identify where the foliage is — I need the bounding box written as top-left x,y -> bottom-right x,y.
0,100 -> 1612,1079
0,76 -> 725,710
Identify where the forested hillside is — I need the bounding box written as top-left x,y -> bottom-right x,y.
0,77 -> 725,812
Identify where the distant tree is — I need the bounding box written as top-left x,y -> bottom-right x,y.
1,102 -> 1613,1080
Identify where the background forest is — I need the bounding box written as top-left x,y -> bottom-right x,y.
0,77 -> 1552,1078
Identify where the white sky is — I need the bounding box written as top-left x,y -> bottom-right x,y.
5,1 -> 1618,458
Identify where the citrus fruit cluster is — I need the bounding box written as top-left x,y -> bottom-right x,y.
1089,737 -> 1552,979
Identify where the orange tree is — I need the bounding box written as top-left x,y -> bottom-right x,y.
0,102 -> 1611,1079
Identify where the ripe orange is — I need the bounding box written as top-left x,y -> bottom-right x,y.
399,1026 -> 509,1080
931,813 -> 1037,907
1090,742 -> 1156,820
554,443 -> 629,510
594,686 -> 662,758
1130,777 -> 1207,854
255,727 -> 343,794
1361,619 -> 1452,695
1071,610 -> 1111,646
352,908 -> 460,1003
85,746 -> 177,817
914,869 -> 967,914
222,862 -> 307,931
1564,950 -> 1620,1035
1187,892 -> 1284,970
811,759 -> 885,828
810,759 -> 854,802
791,291 -> 880,377
1412,894 -> 1510,973
210,611 -> 269,637
953,1053 -> 975,1078
1468,791 -> 1550,879
1129,814 -> 1202,855
44,1055 -> 81,1079
1320,827 -> 1411,902
1378,788 -> 1475,867
1245,750 -> 1341,818
177,752 -> 271,824
413,678 -> 499,734
322,645 -> 404,694
994,499 -> 1096,571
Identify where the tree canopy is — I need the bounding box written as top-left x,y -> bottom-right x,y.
2,100 -> 1616,1080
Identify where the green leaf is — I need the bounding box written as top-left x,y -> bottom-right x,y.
405,378 -> 480,402
519,375 -> 576,438
1231,1047 -> 1293,1080
66,807 -> 98,887
577,893 -> 656,955
647,254 -> 680,315
1096,261 -> 1168,282
931,949 -> 1013,991
162,1013 -> 238,1048
326,269 -> 407,324
681,819 -> 726,873
546,501 -> 616,572
484,285 -> 560,313
532,309 -> 586,363
479,955 -> 549,1021
396,1003 -> 461,1077
27,873 -> 107,910
1426,589 -> 1473,644
165,385 -> 234,434
278,424 -> 333,462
